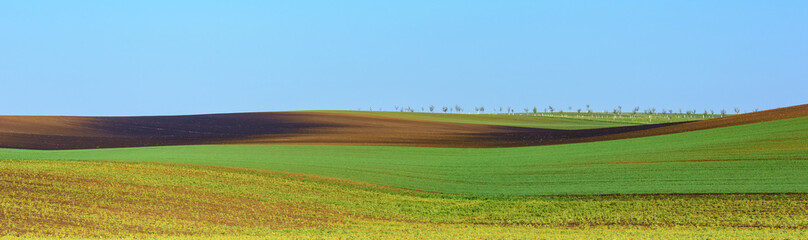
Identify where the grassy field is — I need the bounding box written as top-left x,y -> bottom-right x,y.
314,110 -> 638,129
510,112 -> 722,124
2,160 -> 806,239
320,110 -> 724,126
3,116 -> 807,195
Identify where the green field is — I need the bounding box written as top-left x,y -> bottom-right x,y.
315,110 -> 638,129
3,116 -> 806,195
508,111 -> 722,124
319,110 -> 724,127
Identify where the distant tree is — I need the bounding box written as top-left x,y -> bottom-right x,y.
479,106 -> 485,113
617,106 -> 622,114
455,105 -> 463,113
429,105 -> 435,112
421,107 -> 425,112
633,106 -> 640,114
668,110 -> 672,114
548,106 -> 554,113
524,108 -> 529,113
533,106 -> 537,114
721,109 -> 726,117
586,104 -> 591,112
710,109 -> 714,115
499,107 -> 503,113
577,109 -> 581,113
394,106 -> 400,111
754,108 -> 759,112
507,106 -> 513,114
442,106 -> 449,113
650,108 -> 656,114
734,107 -> 740,114
568,106 -> 572,111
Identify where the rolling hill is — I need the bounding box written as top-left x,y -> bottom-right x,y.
2,104 -> 807,238
1,104 -> 805,150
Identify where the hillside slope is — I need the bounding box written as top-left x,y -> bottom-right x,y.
0,104 -> 805,150
4,116 -> 807,195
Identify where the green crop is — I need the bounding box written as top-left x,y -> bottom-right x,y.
3,116 -> 806,195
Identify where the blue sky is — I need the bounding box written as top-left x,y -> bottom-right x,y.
1,1 -> 806,116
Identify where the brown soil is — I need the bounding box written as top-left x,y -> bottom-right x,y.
0,104 -> 805,150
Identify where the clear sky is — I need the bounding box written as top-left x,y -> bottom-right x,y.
1,1 -> 806,116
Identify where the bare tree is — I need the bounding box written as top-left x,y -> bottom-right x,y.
734,107 -> 740,114
633,106 -> 640,114
548,106 -> 554,113
455,105 -> 463,113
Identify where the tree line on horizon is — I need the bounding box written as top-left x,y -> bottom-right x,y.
363,105 -> 755,117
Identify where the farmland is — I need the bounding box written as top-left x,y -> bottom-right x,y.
1,104 -> 807,238
327,109 -> 722,125
315,110 -> 639,129
3,115 -> 806,195
2,160 -> 807,239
